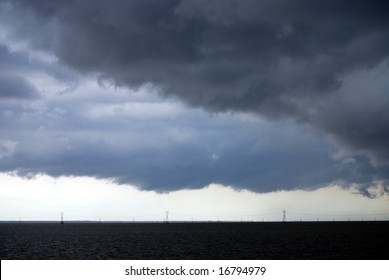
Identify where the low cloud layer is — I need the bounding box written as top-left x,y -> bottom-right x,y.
0,0 -> 388,194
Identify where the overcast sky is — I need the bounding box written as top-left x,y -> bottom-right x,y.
0,0 -> 388,221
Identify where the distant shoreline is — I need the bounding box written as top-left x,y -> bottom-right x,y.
1,220 -> 388,224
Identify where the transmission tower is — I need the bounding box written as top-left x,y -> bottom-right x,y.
165,211 -> 169,224
282,210 -> 286,223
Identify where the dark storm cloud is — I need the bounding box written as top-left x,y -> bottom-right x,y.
1,0 -> 389,193
7,0 -> 389,160
0,47 -> 38,100
0,74 -> 38,99
0,108 -> 373,192
0,43 -> 78,92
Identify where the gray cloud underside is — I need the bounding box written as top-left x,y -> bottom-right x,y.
1,0 -> 389,193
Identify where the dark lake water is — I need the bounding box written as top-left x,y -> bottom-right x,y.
1,222 -> 388,259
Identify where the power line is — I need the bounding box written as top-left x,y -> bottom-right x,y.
1,210 -> 389,222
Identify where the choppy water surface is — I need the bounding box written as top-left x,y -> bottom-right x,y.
1,222 -> 388,259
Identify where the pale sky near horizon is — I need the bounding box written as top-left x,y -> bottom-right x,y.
1,0 -> 389,220
1,172 -> 388,222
